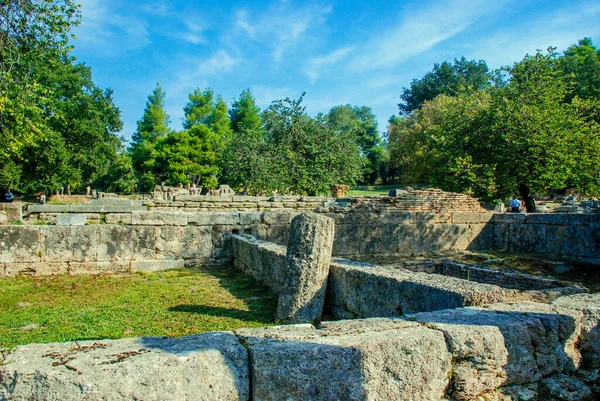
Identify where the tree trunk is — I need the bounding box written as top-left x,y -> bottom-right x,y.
518,183 -> 536,213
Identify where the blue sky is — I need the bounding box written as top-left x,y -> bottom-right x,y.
71,0 -> 600,142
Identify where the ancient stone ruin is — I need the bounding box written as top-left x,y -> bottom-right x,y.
1,190 -> 599,400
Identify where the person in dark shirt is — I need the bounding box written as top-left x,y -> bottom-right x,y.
5,189 -> 14,203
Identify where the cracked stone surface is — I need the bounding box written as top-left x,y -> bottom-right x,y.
0,332 -> 249,401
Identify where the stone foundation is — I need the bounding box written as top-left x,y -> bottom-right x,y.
2,294 -> 599,401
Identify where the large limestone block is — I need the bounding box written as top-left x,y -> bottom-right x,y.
0,332 -> 249,401
0,226 -> 43,263
412,306 -> 543,399
55,213 -> 87,226
553,293 -> 600,368
97,225 -> 155,262
0,202 -> 22,221
131,211 -> 188,226
237,318 -> 451,401
43,226 -> 98,262
276,213 -> 335,323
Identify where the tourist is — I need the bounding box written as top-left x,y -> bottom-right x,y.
86,185 -> 91,196
5,189 -> 14,203
510,197 -> 520,213
38,192 -> 46,204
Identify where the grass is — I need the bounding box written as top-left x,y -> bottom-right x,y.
346,185 -> 397,197
0,266 -> 277,349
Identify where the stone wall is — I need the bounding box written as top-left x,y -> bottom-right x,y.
327,259 -> 585,319
2,294 -> 599,400
492,213 -> 600,263
2,210 -> 600,276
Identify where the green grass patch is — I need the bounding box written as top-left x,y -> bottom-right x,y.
0,266 -> 277,349
347,185 -> 397,197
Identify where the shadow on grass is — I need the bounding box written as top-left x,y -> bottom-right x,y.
170,265 -> 278,325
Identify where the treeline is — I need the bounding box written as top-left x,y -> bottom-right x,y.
388,39 -> 600,210
129,86 -> 385,195
1,1 -> 125,195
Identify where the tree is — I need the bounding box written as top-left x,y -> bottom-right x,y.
182,87 -> 214,129
327,105 -> 385,184
399,57 -> 492,114
221,89 -> 266,193
129,83 -> 170,191
261,94 -> 362,195
229,88 -> 261,133
1,1 -> 124,194
484,49 -> 600,210
559,38 -> 600,109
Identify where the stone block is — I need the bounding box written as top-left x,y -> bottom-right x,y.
553,293 -> 600,368
452,211 -> 495,224
104,213 -> 132,225
97,226 -> 155,261
43,226 -> 98,262
187,212 -> 240,226
131,211 -> 188,226
276,213 -> 335,324
331,223 -> 362,256
0,202 -> 22,221
239,212 -> 262,225
55,213 -> 87,226
262,212 -> 292,225
0,332 -> 249,401
181,226 -> 213,261
131,259 -> 185,272
68,261 -> 131,275
493,213 -> 527,223
154,226 -> 185,259
525,213 -> 569,225
27,204 -> 69,213
237,320 -> 451,401
4,262 -> 69,276
0,226 -> 43,263
358,224 -> 399,254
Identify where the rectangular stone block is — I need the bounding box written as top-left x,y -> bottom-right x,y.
237,320 -> 451,401
452,211 -> 495,224
262,212 -> 292,224
131,259 -> 185,272
0,226 -> 43,263
131,211 -> 188,226
55,213 -> 87,226
28,204 -> 69,213
68,261 -> 131,275
493,213 -> 527,223
43,226 -> 98,262
4,262 -> 69,276
104,213 -> 132,225
181,226 -> 213,260
239,212 -> 262,225
97,226 -> 155,261
0,203 -> 22,221
154,226 -> 185,259
187,212 -> 240,226
525,213 -> 568,225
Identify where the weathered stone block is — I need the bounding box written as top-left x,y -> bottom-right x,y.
0,202 -> 22,221
3,262 -> 69,276
553,293 -> 600,368
0,226 -> 43,263
237,320 -> 451,401
187,212 -> 240,226
526,213 -> 569,225
0,332 -> 249,401
68,261 -> 131,275
238,212 -> 262,225
28,204 -> 69,213
276,213 -> 335,324
131,259 -> 185,272
131,211 -> 188,226
43,226 -> 98,262
55,213 -> 87,226
97,226 -> 155,261
104,213 -> 132,225
262,212 -> 292,225
181,225 -> 213,261
452,211 -> 495,224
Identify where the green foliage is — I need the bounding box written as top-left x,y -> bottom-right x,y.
389,46 -> 600,205
399,57 -> 492,114
182,87 -> 214,129
229,88 -> 262,133
260,95 -> 362,195
560,38 -> 600,104
327,105 -> 385,184
129,83 -> 171,191
0,1 -> 124,194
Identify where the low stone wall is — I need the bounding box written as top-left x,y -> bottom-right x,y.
492,213 -> 600,263
327,259 -> 585,319
2,294 -> 599,400
3,210 -> 600,276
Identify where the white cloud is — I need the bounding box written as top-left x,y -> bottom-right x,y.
350,0 -> 509,71
74,0 -> 150,55
467,2 -> 600,68
234,3 -> 331,62
141,1 -> 171,16
194,50 -> 238,75
250,86 -> 298,109
304,46 -> 354,83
